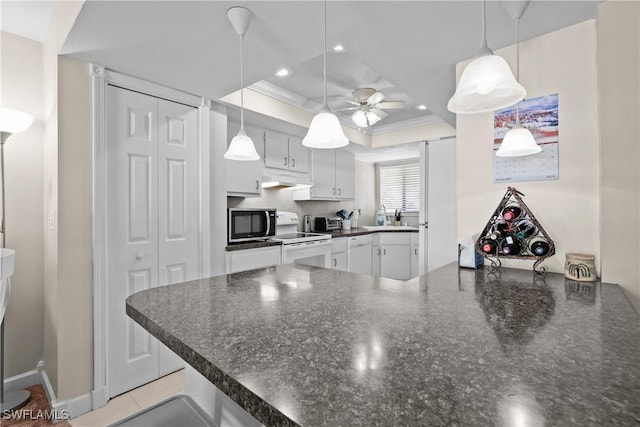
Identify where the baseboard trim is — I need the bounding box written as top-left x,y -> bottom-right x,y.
4,361 -> 94,421
91,386 -> 108,410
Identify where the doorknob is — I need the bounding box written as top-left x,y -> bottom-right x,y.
135,253 -> 144,261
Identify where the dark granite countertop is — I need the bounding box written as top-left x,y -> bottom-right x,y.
226,240 -> 282,251
319,226 -> 418,238
126,263 -> 640,427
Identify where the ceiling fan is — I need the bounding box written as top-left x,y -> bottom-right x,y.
335,88 -> 405,128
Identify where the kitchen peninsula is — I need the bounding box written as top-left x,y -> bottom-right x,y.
126,263 -> 640,426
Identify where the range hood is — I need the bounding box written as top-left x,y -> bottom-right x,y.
262,170 -> 314,190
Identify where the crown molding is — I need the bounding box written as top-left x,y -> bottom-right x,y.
371,114 -> 445,135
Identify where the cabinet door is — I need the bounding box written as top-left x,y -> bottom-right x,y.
348,243 -> 372,275
410,244 -> 419,278
288,136 -> 309,173
380,245 -> 411,280
264,130 -> 290,170
335,150 -> 355,200
331,251 -> 348,271
310,149 -> 336,199
372,245 -> 381,277
226,122 -> 264,196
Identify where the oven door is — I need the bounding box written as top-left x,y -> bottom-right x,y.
228,209 -> 276,243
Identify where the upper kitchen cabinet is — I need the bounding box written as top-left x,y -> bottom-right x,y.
264,130 -> 309,173
293,149 -> 355,201
226,122 -> 264,197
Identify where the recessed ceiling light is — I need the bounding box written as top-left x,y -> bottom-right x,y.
275,68 -> 290,77
416,104 -> 428,110
333,44 -> 345,52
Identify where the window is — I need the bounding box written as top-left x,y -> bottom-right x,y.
379,162 -> 420,212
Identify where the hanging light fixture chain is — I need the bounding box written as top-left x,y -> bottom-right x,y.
323,0 -> 327,107
240,33 -> 245,130
515,16 -> 521,121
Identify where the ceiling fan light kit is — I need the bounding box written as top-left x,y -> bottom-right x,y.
303,0 -> 348,149
496,0 -> 541,157
224,6 -> 261,161
447,0 -> 525,114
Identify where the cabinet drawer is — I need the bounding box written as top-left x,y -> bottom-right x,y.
348,234 -> 373,247
332,237 -> 347,253
378,233 -> 412,245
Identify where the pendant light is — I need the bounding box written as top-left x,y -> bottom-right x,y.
224,7 -> 260,161
496,0 -> 541,157
302,0 -> 348,149
447,0 -> 525,114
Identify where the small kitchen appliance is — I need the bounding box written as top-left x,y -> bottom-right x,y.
228,208 -> 277,243
314,217 -> 342,232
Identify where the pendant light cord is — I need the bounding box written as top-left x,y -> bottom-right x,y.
515,16 -> 521,122
480,0 -> 487,50
240,34 -> 245,130
323,0 -> 327,107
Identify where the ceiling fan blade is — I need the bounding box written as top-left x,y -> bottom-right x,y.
376,101 -> 405,110
334,107 -> 361,112
343,99 -> 361,106
371,108 -> 389,119
367,91 -> 385,105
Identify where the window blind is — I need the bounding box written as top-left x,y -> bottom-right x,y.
379,163 -> 420,212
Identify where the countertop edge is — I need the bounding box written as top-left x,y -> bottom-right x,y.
125,301 -> 300,427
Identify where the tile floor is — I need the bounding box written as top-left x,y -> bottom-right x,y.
70,369 -> 185,427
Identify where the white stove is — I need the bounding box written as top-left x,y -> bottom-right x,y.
270,212 -> 331,267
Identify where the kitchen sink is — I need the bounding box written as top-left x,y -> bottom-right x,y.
361,225 -> 419,231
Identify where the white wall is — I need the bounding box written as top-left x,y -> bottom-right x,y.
598,1 -> 640,313
0,31 -> 45,377
228,160 -> 376,228
456,20 -> 600,275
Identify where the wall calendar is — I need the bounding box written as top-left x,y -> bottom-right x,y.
493,93 -> 559,183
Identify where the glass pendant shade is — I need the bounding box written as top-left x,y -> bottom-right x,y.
496,123 -> 541,157
351,110 -> 368,128
0,108 -> 34,135
303,106 -> 349,149
447,54 -> 526,114
224,128 -> 260,161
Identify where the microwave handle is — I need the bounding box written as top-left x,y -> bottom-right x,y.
265,211 -> 271,235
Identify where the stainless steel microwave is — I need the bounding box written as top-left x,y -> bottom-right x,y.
228,208 -> 277,243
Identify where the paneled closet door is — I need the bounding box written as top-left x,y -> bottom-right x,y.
157,99 -> 199,376
106,86 -> 160,397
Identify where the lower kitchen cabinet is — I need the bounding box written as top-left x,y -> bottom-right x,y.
348,235 -> 372,275
373,233 -> 413,281
331,238 -> 348,271
411,233 -> 419,278
226,246 -> 281,274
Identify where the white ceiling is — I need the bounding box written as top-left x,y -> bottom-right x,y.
0,0 -> 56,42
17,1 -> 599,129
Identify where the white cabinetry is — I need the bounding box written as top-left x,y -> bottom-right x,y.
264,130 -> 309,173
293,149 -> 355,201
372,233 -> 414,280
347,235 -> 372,275
410,233 -> 419,278
226,246 -> 282,274
331,238 -> 348,271
226,122 -> 264,197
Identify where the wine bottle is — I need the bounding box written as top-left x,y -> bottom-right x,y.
491,220 -> 509,238
500,235 -> 523,256
515,219 -> 538,239
479,238 -> 497,255
529,237 -> 551,256
501,202 -> 523,221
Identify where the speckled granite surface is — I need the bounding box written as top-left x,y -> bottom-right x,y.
126,263 -> 640,427
226,240 -> 282,251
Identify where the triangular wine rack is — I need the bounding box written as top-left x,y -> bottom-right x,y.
475,187 -> 555,274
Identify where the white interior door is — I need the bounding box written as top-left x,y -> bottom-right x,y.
107,86 -> 160,397
107,86 -> 199,397
157,99 -> 199,375
419,139 -> 458,274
